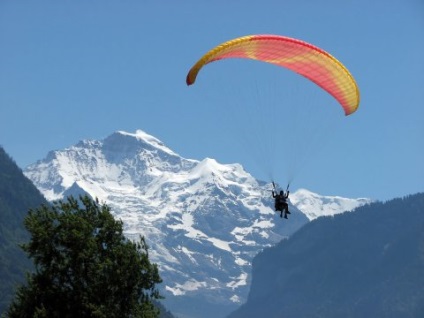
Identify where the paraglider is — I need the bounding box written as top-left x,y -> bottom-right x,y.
186,34 -> 360,219
272,182 -> 290,219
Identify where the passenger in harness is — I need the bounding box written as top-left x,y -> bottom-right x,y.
272,187 -> 291,219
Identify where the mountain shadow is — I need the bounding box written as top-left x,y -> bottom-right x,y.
228,193 -> 424,318
0,147 -> 49,313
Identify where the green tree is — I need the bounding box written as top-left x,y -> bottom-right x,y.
6,195 -> 162,318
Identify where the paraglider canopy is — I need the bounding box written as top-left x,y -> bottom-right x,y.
186,34 -> 360,116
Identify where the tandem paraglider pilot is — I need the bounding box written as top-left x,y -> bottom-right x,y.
272,189 -> 291,219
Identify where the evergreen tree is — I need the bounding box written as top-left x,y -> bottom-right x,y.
6,195 -> 162,318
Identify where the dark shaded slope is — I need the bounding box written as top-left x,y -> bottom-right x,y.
229,193 -> 424,318
0,147 -> 48,313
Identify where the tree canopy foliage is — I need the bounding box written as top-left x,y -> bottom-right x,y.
7,195 -> 162,318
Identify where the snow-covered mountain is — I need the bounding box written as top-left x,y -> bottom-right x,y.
24,130 -> 370,318
290,188 -> 372,220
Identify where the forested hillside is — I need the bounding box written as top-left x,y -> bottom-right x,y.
0,147 -> 48,313
229,193 -> 424,318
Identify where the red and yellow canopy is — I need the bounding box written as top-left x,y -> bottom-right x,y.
186,34 -> 360,115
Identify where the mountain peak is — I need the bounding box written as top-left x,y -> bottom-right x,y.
103,130 -> 178,157
116,130 -> 176,155
193,158 -> 244,176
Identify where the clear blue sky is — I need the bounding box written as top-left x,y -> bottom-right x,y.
1,0 -> 423,201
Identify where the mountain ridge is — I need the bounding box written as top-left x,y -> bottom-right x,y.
228,193 -> 424,318
0,147 -> 49,313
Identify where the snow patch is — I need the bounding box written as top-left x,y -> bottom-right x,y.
166,279 -> 207,296
226,272 -> 248,290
